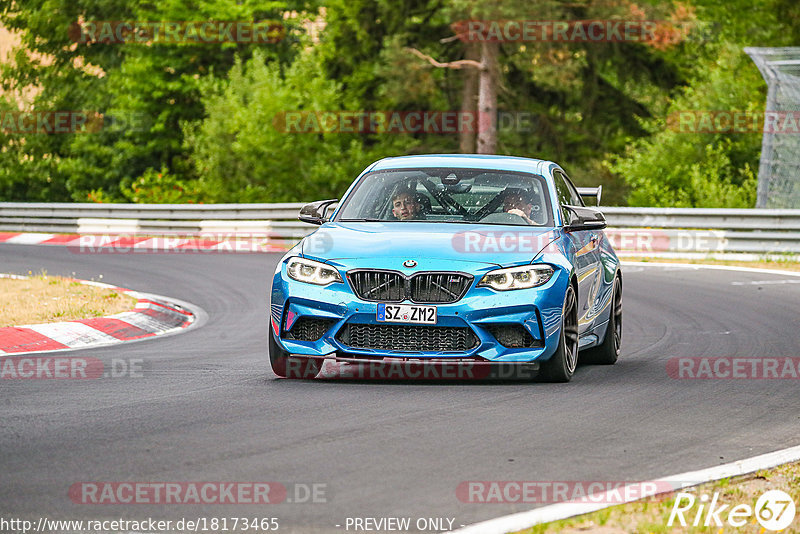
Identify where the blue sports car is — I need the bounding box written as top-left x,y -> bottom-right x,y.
270,154 -> 622,381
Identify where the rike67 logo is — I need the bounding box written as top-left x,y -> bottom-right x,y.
668,489 -> 795,531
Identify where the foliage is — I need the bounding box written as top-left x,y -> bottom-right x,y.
121,168 -> 205,203
606,0 -> 800,207
0,0 -> 310,201
0,0 -> 799,206
606,44 -> 764,207
184,50 -> 373,202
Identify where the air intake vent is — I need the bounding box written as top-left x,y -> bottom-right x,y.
486,325 -> 542,348
337,324 -> 479,352
285,317 -> 337,341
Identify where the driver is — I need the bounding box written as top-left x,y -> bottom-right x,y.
391,187 -> 424,221
501,188 -> 537,225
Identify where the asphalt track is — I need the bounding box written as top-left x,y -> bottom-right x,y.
1,243 -> 799,533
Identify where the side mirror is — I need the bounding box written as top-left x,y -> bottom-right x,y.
299,199 -> 338,225
576,186 -> 602,206
564,205 -> 607,231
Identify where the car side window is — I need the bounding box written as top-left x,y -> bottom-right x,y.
553,171 -> 576,223
555,171 -> 583,206
563,173 -> 584,207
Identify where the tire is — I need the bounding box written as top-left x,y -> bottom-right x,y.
582,276 -> 622,365
269,330 -> 321,379
539,284 -> 579,383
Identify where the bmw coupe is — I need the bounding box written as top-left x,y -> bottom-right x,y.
270,154 -> 622,382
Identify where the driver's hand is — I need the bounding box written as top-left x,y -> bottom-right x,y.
507,208 -> 533,224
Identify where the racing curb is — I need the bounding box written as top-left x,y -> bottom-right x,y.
0,274 -> 205,355
0,231 -> 289,253
453,261 -> 800,534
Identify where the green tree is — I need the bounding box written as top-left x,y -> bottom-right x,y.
185,50 -> 372,202
0,0 -> 311,202
606,0 -> 800,207
320,0 -> 697,203
0,0 -> 134,200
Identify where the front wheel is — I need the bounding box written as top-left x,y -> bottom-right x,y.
539,284 -> 579,383
269,330 -> 321,379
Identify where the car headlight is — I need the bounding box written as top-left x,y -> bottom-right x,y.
478,265 -> 554,291
286,257 -> 342,286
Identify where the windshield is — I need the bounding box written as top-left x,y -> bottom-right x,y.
335,167 -> 553,226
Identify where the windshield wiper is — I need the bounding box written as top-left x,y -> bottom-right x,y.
338,218 -> 385,222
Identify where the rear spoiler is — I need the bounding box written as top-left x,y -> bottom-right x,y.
576,186 -> 602,206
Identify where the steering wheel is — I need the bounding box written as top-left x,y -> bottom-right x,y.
479,212 -> 528,224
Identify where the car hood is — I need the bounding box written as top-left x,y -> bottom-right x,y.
300,222 -> 558,269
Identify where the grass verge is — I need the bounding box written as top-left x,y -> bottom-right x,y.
516,461 -> 799,533
0,272 -> 137,327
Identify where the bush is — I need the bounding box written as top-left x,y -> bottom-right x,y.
184,50 -> 374,203
121,168 -> 205,204
606,45 -> 764,207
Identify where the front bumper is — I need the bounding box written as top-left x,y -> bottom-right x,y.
270,261 -> 568,363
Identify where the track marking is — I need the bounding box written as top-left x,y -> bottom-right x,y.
731,279 -> 800,285
25,322 -> 119,347
454,261 -> 800,534
452,445 -> 800,534
620,260 -> 800,277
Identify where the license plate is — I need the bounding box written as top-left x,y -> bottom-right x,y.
377,303 -> 437,324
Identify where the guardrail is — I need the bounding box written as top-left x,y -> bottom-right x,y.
601,207 -> 800,256
0,202 -> 311,238
2,203 -> 800,257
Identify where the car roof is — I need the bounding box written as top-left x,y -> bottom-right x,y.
369,154 -> 555,175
